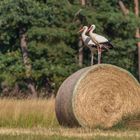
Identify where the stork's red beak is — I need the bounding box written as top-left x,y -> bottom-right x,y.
87,26 -> 92,33
77,27 -> 84,33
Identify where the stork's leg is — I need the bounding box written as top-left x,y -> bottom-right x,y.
100,49 -> 102,63
98,47 -> 102,64
91,51 -> 94,65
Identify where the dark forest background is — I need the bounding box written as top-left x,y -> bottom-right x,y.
0,0 -> 139,98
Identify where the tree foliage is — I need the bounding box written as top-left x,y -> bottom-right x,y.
0,0 -> 139,97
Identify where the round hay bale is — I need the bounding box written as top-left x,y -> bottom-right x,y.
55,64 -> 140,128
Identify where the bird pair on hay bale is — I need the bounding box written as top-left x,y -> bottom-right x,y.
55,25 -> 140,129
78,25 -> 114,65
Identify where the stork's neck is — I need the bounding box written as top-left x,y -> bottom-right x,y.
89,28 -> 94,36
81,28 -> 88,39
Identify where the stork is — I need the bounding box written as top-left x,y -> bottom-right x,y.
78,26 -> 97,65
87,24 -> 114,64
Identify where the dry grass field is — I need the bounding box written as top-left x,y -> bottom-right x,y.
0,98 -> 58,128
0,98 -> 139,140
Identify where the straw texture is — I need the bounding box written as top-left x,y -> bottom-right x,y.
55,64 -> 140,128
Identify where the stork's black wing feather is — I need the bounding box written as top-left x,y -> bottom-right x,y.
108,42 -> 115,48
84,37 -> 91,46
101,42 -> 115,49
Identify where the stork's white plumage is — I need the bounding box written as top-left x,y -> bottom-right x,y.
79,26 -> 95,47
88,24 -> 114,64
78,26 -> 97,65
88,25 -> 114,49
90,32 -> 108,43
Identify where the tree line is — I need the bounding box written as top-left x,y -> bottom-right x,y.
0,0 -> 139,98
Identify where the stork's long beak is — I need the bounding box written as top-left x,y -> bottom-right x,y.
87,26 -> 92,33
77,28 -> 84,33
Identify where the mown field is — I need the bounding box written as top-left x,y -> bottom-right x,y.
0,134 -> 140,140
0,98 -> 139,140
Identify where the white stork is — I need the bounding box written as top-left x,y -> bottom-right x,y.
87,24 -> 114,64
78,26 -> 97,65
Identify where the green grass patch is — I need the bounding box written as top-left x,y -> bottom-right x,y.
0,113 -> 59,128
112,114 -> 140,131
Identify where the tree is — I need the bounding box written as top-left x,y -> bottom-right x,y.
0,0 -> 79,97
80,0 -> 86,6
0,0 -> 139,98
0,0 -> 49,97
134,0 -> 140,80
118,0 -> 140,79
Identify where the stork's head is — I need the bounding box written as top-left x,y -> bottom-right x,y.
87,24 -> 96,33
78,26 -> 88,34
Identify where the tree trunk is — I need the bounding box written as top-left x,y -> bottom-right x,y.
134,0 -> 140,81
19,28 -> 38,98
79,0 -> 86,6
119,0 -> 129,15
78,37 -> 84,67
